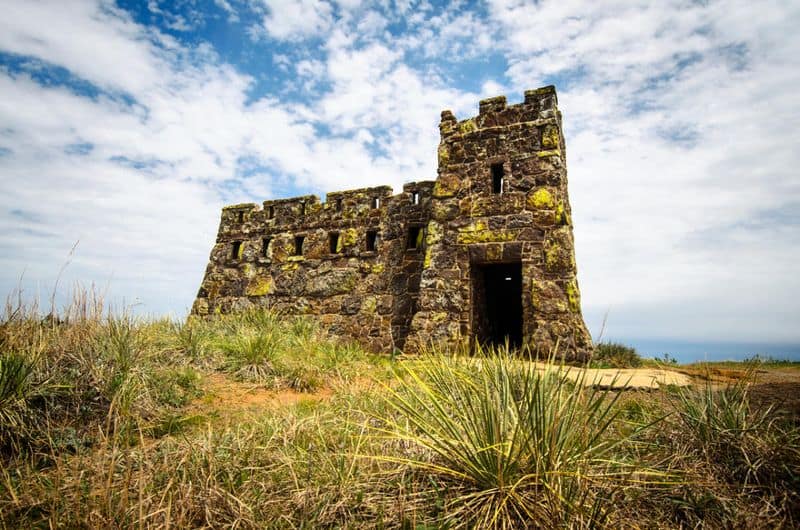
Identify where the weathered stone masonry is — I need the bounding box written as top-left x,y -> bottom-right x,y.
192,86 -> 593,361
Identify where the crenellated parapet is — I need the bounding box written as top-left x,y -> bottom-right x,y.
193,86 -> 591,360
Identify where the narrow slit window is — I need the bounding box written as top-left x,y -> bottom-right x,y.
329,232 -> 340,254
267,206 -> 274,219
230,241 -> 242,260
294,235 -> 304,256
300,202 -> 306,216
261,237 -> 271,257
407,226 -> 423,250
366,230 -> 378,252
412,191 -> 420,205
336,198 -> 343,211
371,197 -> 380,209
237,211 -> 244,223
491,163 -> 504,194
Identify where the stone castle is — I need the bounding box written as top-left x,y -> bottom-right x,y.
192,85 -> 593,360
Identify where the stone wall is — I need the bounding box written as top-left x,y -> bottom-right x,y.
193,86 -> 593,360
192,182 -> 433,352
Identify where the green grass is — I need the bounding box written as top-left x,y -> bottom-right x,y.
0,291 -> 798,528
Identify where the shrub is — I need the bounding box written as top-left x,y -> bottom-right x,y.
593,341 -> 642,368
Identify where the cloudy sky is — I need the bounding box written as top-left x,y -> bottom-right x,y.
0,0 -> 798,346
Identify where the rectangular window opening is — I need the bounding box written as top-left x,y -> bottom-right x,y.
329,232 -> 340,254
336,198 -> 343,211
237,211 -> 244,223
261,237 -> 271,257
412,191 -> 420,205
491,163 -> 504,194
366,230 -> 378,252
300,201 -> 306,216
230,241 -> 242,260
267,206 -> 274,219
371,197 -> 380,209
407,226 -> 424,250
294,235 -> 305,256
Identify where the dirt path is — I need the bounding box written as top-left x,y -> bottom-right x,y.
191,372 -> 333,418
191,365 -> 798,418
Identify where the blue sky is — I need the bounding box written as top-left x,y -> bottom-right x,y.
0,0 -> 798,348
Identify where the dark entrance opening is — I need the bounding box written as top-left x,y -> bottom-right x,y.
472,262 -> 523,350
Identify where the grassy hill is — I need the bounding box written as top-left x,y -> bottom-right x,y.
1,295 -> 798,528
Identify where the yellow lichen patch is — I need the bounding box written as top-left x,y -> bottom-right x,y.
545,244 -> 560,270
433,173 -> 459,198
423,247 -> 433,268
339,228 -> 358,250
556,203 -> 568,225
438,145 -> 449,166
529,188 -> 554,209
281,262 -> 299,271
537,149 -> 561,158
460,220 -> 488,233
236,243 -> 245,260
566,280 -> 580,313
459,118 -> 477,134
371,263 -> 385,274
426,221 -> 443,245
246,276 -> 273,297
542,125 -> 560,149
431,311 -> 448,323
415,227 -> 425,249
457,229 -> 515,244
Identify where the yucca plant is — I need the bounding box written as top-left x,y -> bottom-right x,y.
374,350 -> 655,529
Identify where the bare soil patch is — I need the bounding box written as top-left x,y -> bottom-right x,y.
192,372 -> 333,418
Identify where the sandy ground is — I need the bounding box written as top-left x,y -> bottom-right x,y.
557,365 -> 692,390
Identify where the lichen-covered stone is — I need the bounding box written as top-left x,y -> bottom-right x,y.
246,276 -> 273,296
193,86 -> 592,360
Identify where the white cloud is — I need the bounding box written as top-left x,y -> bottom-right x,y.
214,0 -> 240,22
258,0 -> 334,41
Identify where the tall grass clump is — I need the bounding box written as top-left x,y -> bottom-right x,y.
210,308 -> 372,391
0,351 -> 40,452
376,350 -> 655,529
670,369 -> 800,490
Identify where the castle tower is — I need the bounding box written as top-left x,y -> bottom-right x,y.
403,86 -> 592,360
